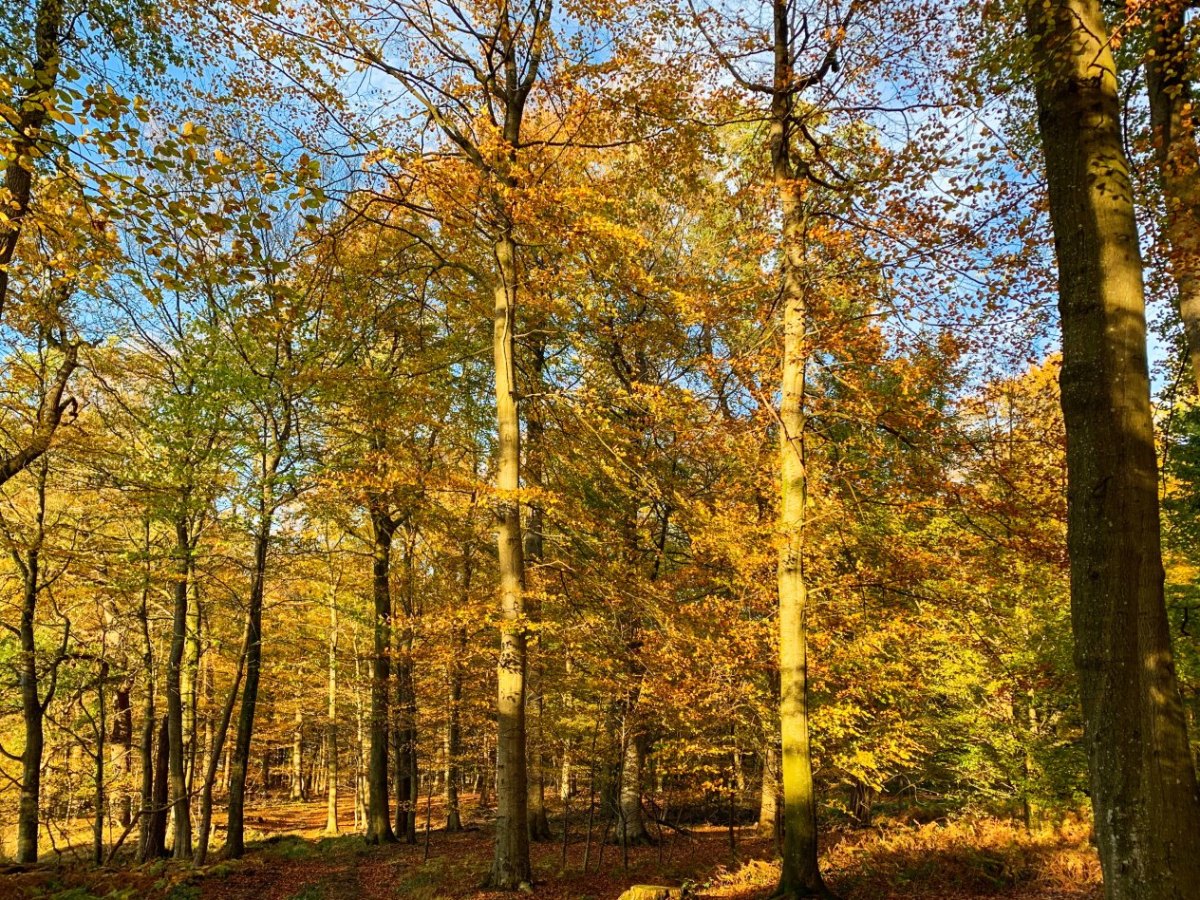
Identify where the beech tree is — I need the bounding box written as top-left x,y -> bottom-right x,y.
1025,0 -> 1200,895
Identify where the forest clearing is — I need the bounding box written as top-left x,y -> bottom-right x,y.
3,0 -> 1200,897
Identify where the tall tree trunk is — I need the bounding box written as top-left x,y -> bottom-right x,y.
167,515 -> 193,858
366,500 -> 397,844
16,545 -> 44,864
1027,1 -> 1200,896
524,338 -> 552,843
137,520 -> 158,863
92,660 -> 108,866
326,583 -> 340,836
183,561 -> 202,799
394,532 -> 419,843
394,653 -> 418,842
1145,0 -> 1200,392
224,517 -> 271,858
488,228 -> 532,889
771,4 -> 827,889
446,543 -> 470,834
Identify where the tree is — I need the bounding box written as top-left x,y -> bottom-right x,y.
1025,0 -> 1200,895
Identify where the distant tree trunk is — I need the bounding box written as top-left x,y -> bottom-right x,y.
183,560 -> 202,801
16,536 -> 45,864
326,583 -> 340,836
201,655 -> 215,795
137,521 -> 158,863
224,514 -> 272,858
617,722 -> 649,845
446,544 -> 469,834
525,338 -> 552,843
114,683 -> 134,829
366,499 -> 397,844
167,514 -> 193,859
394,532 -> 419,843
394,652 -> 418,842
147,715 -> 170,860
1027,0 -> 1200,895
194,624 -> 248,865
848,778 -> 872,830
489,227 -> 532,889
758,743 -> 780,839
1145,0 -> 1200,393
93,659 -> 108,866
291,711 -> 305,801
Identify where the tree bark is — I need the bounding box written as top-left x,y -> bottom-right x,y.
147,715 -> 170,860
617,719 -> 649,845
1027,1 -> 1200,896
166,515 -> 193,858
366,500 -> 397,844
446,544 -> 470,834
16,537 -> 44,864
758,742 -> 780,839
488,228 -> 532,888
194,624 -> 247,865
524,337 -> 552,843
223,519 -> 270,858
393,530 -> 419,842
137,519 -> 159,863
292,711 -> 305,801
770,1 -> 828,891
326,582 -> 340,836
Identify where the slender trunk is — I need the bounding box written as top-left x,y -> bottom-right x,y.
224,518 -> 270,858
17,549 -> 44,864
115,685 -> 134,829
201,656 -> 215,794
367,501 -> 396,844
489,229 -> 532,889
394,532 -> 419,842
291,711 -> 304,801
137,522 -> 157,863
524,337 -> 552,843
326,583 -> 340,836
148,715 -> 170,859
446,542 -> 469,833
771,5 -> 827,889
167,515 -> 193,858
353,626 -> 367,833
183,562 -> 202,799
1027,1 -> 1200,896
1145,0 -> 1200,392
194,625 -> 248,865
394,653 -> 418,842
93,660 -> 108,866
758,742 -> 780,839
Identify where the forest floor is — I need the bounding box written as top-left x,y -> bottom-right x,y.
1,795 -> 1103,900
